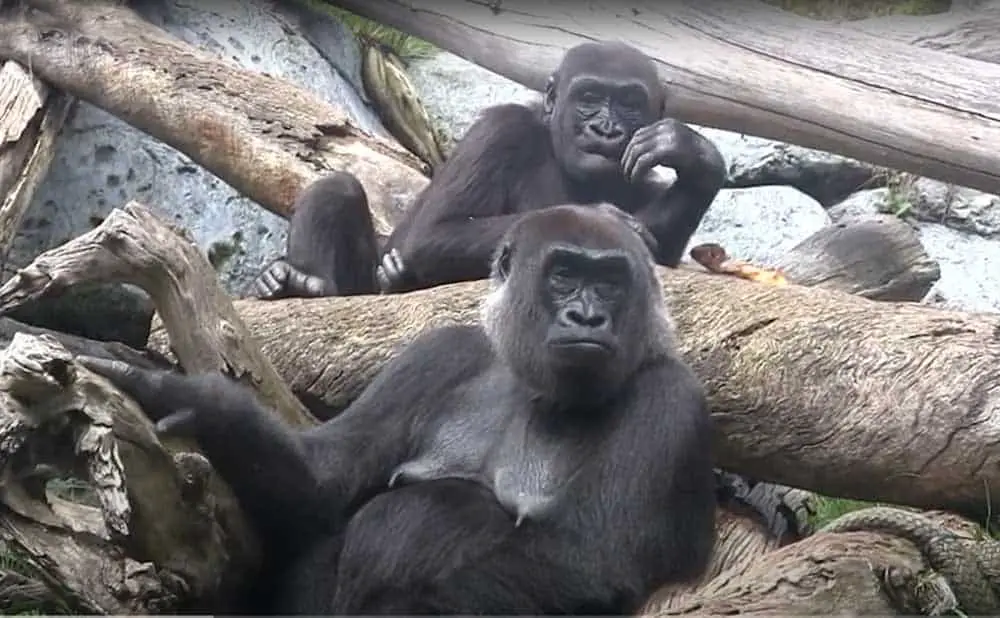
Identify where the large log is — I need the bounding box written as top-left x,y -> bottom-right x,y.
0,0 -> 429,234
3,202 -> 990,615
330,0 -> 1000,196
4,204 -> 984,520
168,248 -> 997,519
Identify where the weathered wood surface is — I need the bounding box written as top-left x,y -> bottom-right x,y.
0,204 -> 992,613
331,0 -> 1000,196
0,0 -> 430,234
0,61 -> 74,257
773,214 -> 940,302
156,259 -> 1000,519
0,333 -> 260,613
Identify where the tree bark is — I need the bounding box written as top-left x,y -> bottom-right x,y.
850,1 -> 1000,63
330,0 -> 1000,196
0,0 -> 430,234
0,332 -> 260,613
6,204 -> 986,521
773,214 -> 941,302
0,61 -> 74,257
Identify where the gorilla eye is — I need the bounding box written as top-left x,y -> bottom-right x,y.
578,91 -> 603,105
548,268 -> 578,295
594,281 -> 625,301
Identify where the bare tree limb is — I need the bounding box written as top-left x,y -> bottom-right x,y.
0,202 -> 315,427
0,0 -> 429,233
331,0 -> 1000,195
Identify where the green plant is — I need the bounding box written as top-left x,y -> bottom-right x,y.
300,1 -> 438,61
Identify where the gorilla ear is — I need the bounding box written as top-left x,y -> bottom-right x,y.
542,75 -> 557,116
495,243 -> 513,281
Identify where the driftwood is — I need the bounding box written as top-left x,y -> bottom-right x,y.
332,0 -> 1000,196
2,199 -> 993,614
773,214 -> 941,302
0,332 -> 260,613
0,61 -> 73,257
0,0 -> 429,235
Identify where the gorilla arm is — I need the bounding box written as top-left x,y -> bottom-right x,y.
416,359 -> 717,615
625,122 -> 727,267
384,104 -> 557,292
77,325 -> 491,546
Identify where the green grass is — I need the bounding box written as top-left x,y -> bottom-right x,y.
762,0 -> 951,20
808,495 -> 881,529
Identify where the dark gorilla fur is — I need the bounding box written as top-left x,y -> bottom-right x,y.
250,40 -> 726,299
82,204 -> 716,615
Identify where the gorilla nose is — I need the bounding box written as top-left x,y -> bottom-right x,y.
560,306 -> 609,329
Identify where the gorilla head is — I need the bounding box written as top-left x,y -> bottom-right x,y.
543,41 -> 665,181
482,204 -> 677,405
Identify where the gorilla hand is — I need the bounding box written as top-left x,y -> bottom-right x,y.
77,356 -> 246,437
621,118 -> 697,185
376,248 -> 412,293
593,203 -> 660,255
250,259 -> 335,300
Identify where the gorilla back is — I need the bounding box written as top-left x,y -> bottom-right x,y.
81,203 -> 717,615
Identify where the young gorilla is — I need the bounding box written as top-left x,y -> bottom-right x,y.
82,204 -> 716,615
251,40 -> 726,299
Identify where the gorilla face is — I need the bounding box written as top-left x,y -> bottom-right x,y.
541,245 -> 631,372
543,43 -> 663,182
482,204 -> 671,403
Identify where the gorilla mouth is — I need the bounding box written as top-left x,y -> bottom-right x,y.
547,337 -> 615,361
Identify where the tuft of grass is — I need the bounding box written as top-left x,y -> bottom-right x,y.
808,495 -> 881,529
298,0 -> 437,62
762,0 -> 950,20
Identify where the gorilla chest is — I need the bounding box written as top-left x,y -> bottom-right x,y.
389,384 -> 594,523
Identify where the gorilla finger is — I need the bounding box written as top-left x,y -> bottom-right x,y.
623,134 -> 658,178
156,408 -> 199,436
256,272 -> 283,298
301,274 -> 330,297
629,151 -> 661,183
77,356 -> 168,411
375,265 -> 391,293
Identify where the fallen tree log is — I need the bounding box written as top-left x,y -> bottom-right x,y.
184,239 -> 997,520
850,0 -> 1000,62
0,205 -> 964,518
0,0 -> 430,234
330,0 -> 1000,196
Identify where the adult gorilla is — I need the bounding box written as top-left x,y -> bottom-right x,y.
82,204 -> 716,614
251,40 -> 726,299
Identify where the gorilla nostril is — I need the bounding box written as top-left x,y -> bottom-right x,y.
566,308 -> 608,328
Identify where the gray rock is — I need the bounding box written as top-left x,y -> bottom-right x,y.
916,223 -> 1000,313
686,186 -> 831,267
827,187 -> 893,222
901,177 -> 1000,237
701,128 -> 883,208
408,50 -> 536,145
6,0 -> 387,345
827,188 -> 1000,312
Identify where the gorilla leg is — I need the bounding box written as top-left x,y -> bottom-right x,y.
253,171 -> 380,298
327,479 -> 522,615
